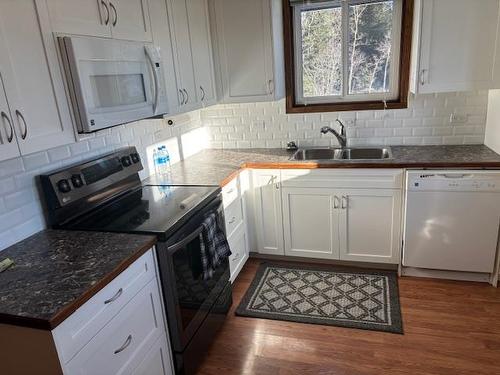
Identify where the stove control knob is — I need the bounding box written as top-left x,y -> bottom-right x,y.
130,153 -> 140,164
57,179 -> 71,193
71,174 -> 84,188
121,156 -> 132,167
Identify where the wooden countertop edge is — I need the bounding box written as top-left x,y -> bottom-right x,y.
218,161 -> 500,186
0,236 -> 157,331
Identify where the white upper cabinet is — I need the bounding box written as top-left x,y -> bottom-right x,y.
44,0 -> 112,38
210,0 -> 284,103
165,0 -> 216,113
0,0 -> 75,156
0,76 -> 20,162
167,0 -> 198,112
110,0 -> 153,42
411,0 -> 500,93
44,0 -> 152,41
187,0 -> 217,106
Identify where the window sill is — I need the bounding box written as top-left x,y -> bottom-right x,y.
285,97 -> 409,114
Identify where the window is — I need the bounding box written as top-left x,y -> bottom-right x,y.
284,0 -> 413,113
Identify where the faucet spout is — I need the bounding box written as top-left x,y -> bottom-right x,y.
320,119 -> 347,147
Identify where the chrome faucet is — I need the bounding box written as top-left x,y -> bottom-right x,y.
320,119 -> 347,148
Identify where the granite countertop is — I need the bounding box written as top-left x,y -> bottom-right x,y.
0,230 -> 156,330
145,145 -> 500,187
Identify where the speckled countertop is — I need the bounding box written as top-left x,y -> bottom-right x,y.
0,230 -> 156,329
145,145 -> 500,187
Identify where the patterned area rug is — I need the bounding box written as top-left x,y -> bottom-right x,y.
236,263 -> 403,333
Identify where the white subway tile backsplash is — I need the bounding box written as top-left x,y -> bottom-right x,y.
202,92 -> 488,149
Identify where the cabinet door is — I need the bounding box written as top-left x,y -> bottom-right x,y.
131,335 -> 173,375
44,0 -> 112,37
282,188 -> 339,260
0,76 -> 20,162
338,189 -> 402,264
415,0 -> 500,93
0,0 -> 75,155
252,170 -> 284,255
167,0 -> 198,111
187,0 -> 217,106
213,0 -> 274,103
110,0 -> 152,42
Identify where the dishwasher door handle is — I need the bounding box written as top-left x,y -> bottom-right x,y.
437,173 -> 472,179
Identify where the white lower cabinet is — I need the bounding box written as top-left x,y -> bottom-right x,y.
222,173 -> 250,282
53,248 -> 173,375
252,169 -> 284,256
337,189 -> 402,264
255,169 -> 403,265
282,187 -> 339,260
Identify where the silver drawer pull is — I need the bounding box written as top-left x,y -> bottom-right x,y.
226,188 -> 234,194
104,288 -> 123,304
114,334 -> 132,354
341,196 -> 348,210
228,216 -> 236,224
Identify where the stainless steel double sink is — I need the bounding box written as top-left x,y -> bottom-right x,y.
290,147 -> 392,161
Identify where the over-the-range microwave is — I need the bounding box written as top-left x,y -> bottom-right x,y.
58,36 -> 168,133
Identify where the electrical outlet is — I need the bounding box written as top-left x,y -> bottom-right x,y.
449,113 -> 468,123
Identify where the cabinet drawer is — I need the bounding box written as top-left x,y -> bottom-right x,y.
224,198 -> 244,237
53,249 -> 156,364
222,177 -> 240,208
228,224 -> 249,282
64,278 -> 165,375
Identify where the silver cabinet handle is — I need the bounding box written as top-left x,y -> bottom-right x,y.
101,0 -> 110,25
1,111 -> 14,143
420,69 -> 427,86
228,216 -> 236,224
268,79 -> 274,95
275,183 -> 280,190
15,110 -> 27,140
104,288 -> 122,304
179,89 -> 185,105
114,334 -> 132,354
110,2 -> 117,26
333,195 -> 340,209
145,47 -> 159,114
200,86 -> 205,101
341,196 -> 348,210
183,89 -> 189,104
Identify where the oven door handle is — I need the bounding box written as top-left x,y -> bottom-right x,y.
145,46 -> 160,115
167,224 -> 204,253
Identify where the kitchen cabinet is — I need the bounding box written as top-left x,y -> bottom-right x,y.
0,77 -> 20,162
223,173 -> 250,282
411,0 -> 500,93
166,0 -> 216,113
210,0 -> 285,103
43,0 -> 152,42
252,169 -> 284,256
0,0 -> 75,157
338,189 -> 402,264
282,187 -> 340,260
132,335 -> 173,375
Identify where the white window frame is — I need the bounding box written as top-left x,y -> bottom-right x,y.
293,0 -> 403,105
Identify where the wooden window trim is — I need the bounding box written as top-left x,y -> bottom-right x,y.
282,0 -> 414,113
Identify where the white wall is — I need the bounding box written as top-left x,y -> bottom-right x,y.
0,111 -> 207,251
485,89 -> 500,153
202,92 -> 488,148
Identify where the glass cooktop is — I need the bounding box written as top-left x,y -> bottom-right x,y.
66,185 -> 220,239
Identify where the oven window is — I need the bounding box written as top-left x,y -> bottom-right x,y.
90,73 -> 146,108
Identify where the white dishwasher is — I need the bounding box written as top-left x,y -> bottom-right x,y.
403,170 -> 500,274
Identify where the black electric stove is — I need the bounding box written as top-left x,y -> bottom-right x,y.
40,147 -> 232,375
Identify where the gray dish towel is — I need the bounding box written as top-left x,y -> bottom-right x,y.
200,213 -> 232,280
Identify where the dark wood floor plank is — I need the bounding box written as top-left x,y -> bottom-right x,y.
196,259 -> 500,374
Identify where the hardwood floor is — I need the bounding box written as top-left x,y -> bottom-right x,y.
196,259 -> 500,375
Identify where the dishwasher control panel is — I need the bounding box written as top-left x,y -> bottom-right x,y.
407,170 -> 500,192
